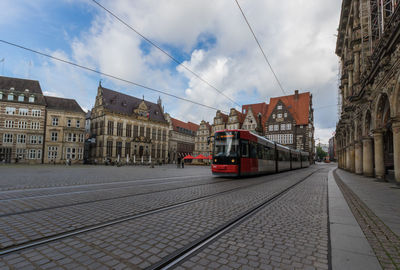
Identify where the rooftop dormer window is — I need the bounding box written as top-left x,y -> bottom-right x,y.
0,91 -> 2,99
277,105 -> 282,110
18,95 -> 24,102
7,93 -> 14,101
29,95 -> 35,103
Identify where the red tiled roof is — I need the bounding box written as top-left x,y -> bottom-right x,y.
220,112 -> 228,123
266,91 -> 311,125
242,102 -> 269,130
171,118 -> 199,133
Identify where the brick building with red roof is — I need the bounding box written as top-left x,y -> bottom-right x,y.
264,90 -> 314,157
164,113 -> 199,163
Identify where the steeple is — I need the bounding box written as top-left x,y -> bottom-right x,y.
157,96 -> 162,106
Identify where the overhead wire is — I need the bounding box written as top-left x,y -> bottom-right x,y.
91,0 -> 241,107
0,39 -> 228,113
234,0 -> 286,95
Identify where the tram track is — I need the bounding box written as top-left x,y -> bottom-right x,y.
0,168 -> 318,257
148,168 -> 322,270
0,176 -> 236,217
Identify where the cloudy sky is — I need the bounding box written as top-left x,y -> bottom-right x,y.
0,0 -> 341,144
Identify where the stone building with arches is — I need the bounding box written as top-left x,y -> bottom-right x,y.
335,0 -> 400,183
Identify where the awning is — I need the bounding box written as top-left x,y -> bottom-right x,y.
196,154 -> 207,159
183,155 -> 194,160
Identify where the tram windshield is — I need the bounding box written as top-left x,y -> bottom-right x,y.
214,132 -> 239,157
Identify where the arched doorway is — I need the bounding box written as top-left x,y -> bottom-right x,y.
375,94 -> 393,172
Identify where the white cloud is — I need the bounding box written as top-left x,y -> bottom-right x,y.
6,0 -> 342,140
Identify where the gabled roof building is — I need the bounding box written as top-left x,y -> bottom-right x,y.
90,83 -> 169,164
264,90 -> 314,158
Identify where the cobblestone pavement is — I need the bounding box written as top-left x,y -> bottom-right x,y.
175,168 -> 330,270
334,170 -> 400,270
0,164 -> 211,190
0,166 -> 321,269
0,169 -> 304,249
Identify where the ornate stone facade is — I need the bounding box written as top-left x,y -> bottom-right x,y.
90,84 -> 169,164
241,102 -> 268,135
194,120 -> 211,158
335,0 -> 400,183
0,76 -> 46,164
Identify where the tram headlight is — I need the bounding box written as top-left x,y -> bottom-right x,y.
231,159 -> 235,163
214,158 -> 217,163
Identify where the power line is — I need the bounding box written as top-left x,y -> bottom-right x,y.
0,39 -> 228,114
234,0 -> 286,95
314,104 -> 337,110
91,0 -> 241,107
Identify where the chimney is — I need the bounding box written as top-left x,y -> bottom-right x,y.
294,90 -> 299,100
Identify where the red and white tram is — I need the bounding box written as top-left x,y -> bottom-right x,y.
211,130 -> 310,177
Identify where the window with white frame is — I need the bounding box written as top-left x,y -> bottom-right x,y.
32,109 -> 41,117
309,132 -> 312,137
4,120 -> 13,128
289,134 -> 293,144
281,124 -> 285,130
67,119 -> 72,127
37,149 -> 42,159
272,114 -> 275,119
76,120 -> 80,128
29,96 -> 35,103
66,147 -> 76,160
268,125 -> 273,131
277,105 -> 282,110
48,146 -> 58,159
29,149 -> 36,159
286,123 -> 292,130
18,95 -> 24,102
78,148 -> 83,160
18,121 -> 27,129
19,108 -> 28,116
17,134 -> 26,144
274,124 -> 279,131
6,107 -> 16,115
16,148 -> 25,158
38,135 -> 43,144
79,133 -> 84,142
277,113 -> 282,118
52,117 -> 58,126
30,135 -> 37,144
31,122 -> 40,129
51,132 -> 58,141
284,112 -> 287,118
7,94 -> 14,101
3,133 -> 13,143
67,133 -> 77,142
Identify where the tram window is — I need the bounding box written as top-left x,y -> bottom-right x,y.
241,140 -> 249,157
249,142 -> 257,158
257,144 -> 263,159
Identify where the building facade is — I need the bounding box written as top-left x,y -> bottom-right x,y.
43,96 -> 86,164
264,90 -> 315,158
0,76 -> 46,163
194,120 -> 211,158
241,102 -> 268,135
226,108 -> 244,130
329,136 -> 337,162
90,84 -> 169,164
165,113 -> 198,163
335,0 -> 400,182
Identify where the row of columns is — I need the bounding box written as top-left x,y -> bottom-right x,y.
337,122 -> 400,183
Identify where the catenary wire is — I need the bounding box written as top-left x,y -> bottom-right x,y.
0,39 -> 228,113
91,0 -> 241,107
234,0 -> 286,95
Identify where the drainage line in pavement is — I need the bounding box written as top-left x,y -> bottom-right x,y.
0,168 -> 316,256
147,169 -> 322,270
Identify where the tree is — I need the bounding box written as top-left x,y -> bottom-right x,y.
316,145 -> 327,161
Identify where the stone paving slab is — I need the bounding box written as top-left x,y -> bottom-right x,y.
328,169 -> 381,270
175,167 -> 331,270
0,168 -> 319,269
335,169 -> 400,236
